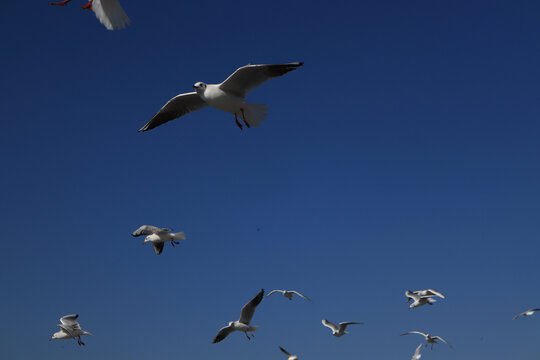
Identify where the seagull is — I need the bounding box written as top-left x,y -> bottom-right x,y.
266,289 -> 311,302
138,62 -> 303,132
49,314 -> 93,346
405,290 -> 437,309
279,346 -> 298,360
212,289 -> 264,343
411,344 -> 423,360
132,225 -> 186,255
49,0 -> 130,30
513,308 -> 540,320
407,289 -> 445,301
401,331 -> 454,351
321,319 -> 363,337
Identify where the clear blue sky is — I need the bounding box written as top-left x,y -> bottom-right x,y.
1,1 -> 539,359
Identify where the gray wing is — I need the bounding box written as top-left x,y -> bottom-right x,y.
266,289 -> 285,297
58,324 -> 77,338
132,225 -> 162,237
421,289 -> 445,299
412,344 -> 423,360
401,331 -> 427,337
433,336 -> 454,350
513,312 -> 525,320
60,314 -> 80,329
338,322 -> 363,332
279,346 -> 291,356
322,319 -> 339,332
219,62 -> 303,98
139,92 -> 208,132
212,324 -> 234,343
239,289 -> 264,324
152,242 -> 165,255
291,290 -> 311,302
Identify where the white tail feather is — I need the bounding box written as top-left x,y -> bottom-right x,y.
239,103 -> 268,127
171,232 -> 186,240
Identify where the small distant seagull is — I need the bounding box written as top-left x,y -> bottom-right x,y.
138,62 -> 303,132
49,0 -> 130,30
212,289 -> 264,343
279,346 -> 298,360
407,289 -> 445,300
513,308 -> 540,320
267,290 -> 311,302
49,314 -> 93,346
132,225 -> 186,255
321,319 -> 363,337
411,344 -> 423,360
401,331 -> 454,351
405,290 -> 437,309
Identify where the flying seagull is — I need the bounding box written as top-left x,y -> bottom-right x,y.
321,319 -> 363,337
132,225 -> 186,255
401,331 -> 454,351
49,0 -> 130,30
513,308 -> 540,320
49,314 -> 93,346
279,346 -> 298,360
406,289 -> 445,301
411,344 -> 423,360
266,289 -> 311,302
212,289 -> 264,343
405,290 -> 437,309
138,62 -> 303,132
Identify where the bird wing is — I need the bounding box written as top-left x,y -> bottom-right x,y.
239,289 -> 264,324
401,331 -> 427,337
291,290 -> 311,302
512,312 -> 524,320
338,322 -> 363,331
405,290 -> 421,301
212,324 -> 234,343
433,336 -> 454,350
266,289 -> 284,297
132,225 -> 162,237
321,319 -> 339,332
412,344 -> 422,360
92,0 -> 131,30
60,314 -> 80,329
218,62 -> 303,98
139,92 -> 208,132
423,289 -> 445,299
152,242 -> 165,255
279,346 -> 291,356
58,324 -> 77,338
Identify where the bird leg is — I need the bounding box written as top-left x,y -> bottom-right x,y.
77,336 -> 85,346
245,332 -> 251,340
234,113 -> 243,130
171,240 -> 180,247
49,0 -> 72,5
80,0 -> 93,10
240,108 -> 250,128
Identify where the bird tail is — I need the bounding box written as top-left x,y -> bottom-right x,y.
249,325 -> 259,332
239,103 -> 268,127
171,232 -> 186,240
83,331 -> 94,336
93,0 -> 131,30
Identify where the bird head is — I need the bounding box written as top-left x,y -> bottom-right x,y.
193,82 -> 207,93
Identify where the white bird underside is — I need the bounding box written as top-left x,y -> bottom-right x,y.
92,0 -> 130,30
132,225 -> 186,255
266,289 -> 311,302
322,319 -> 363,336
513,308 -> 540,320
138,62 -> 303,132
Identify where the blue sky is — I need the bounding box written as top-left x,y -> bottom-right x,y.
1,1 -> 539,359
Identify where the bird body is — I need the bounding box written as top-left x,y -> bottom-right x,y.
213,289 -> 264,343
266,289 -> 311,302
139,63 -> 303,132
132,225 -> 186,255
321,319 -> 363,337
405,290 -> 437,309
513,308 -> 540,320
49,314 -> 93,346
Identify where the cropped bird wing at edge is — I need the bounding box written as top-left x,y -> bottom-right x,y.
239,289 -> 264,324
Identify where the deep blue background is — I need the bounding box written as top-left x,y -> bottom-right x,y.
1,1 -> 539,359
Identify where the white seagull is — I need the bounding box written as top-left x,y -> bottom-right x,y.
49,0 -> 130,30
266,289 -> 311,302
405,290 -> 437,309
279,346 -> 298,360
321,319 -> 363,337
513,308 -> 540,320
132,225 -> 186,255
49,314 -> 93,346
401,331 -> 454,351
212,289 -> 264,343
138,62 -> 303,132
411,344 -> 423,360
